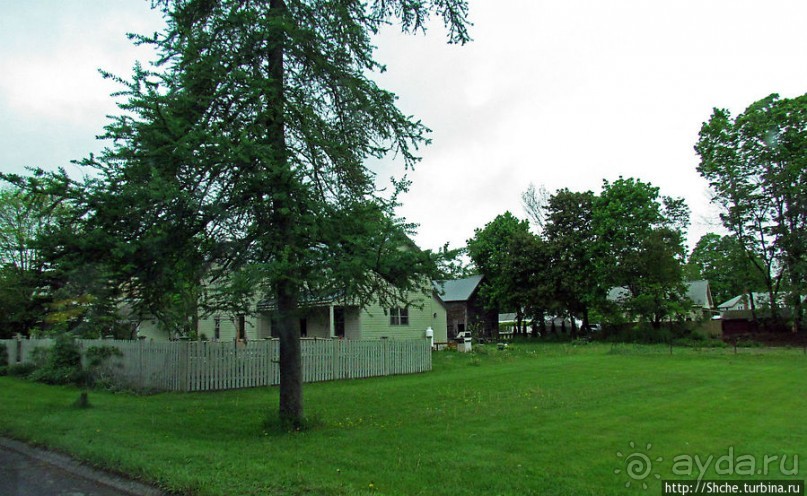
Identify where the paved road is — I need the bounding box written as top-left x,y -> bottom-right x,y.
0,438 -> 164,496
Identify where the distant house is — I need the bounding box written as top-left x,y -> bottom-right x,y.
256,286 -> 447,342
685,280 -> 717,320
436,275 -> 498,339
607,280 -> 717,321
718,292 -> 772,313
717,292 -> 805,317
133,283 -> 447,343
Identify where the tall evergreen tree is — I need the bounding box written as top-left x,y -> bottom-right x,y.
5,1 -> 471,426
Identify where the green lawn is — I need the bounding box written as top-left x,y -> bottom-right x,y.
1,343 -> 805,495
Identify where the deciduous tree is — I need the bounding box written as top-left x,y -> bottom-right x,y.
684,233 -> 767,306
542,189 -> 600,334
696,93 -> 807,330
593,177 -> 689,327
466,212 -> 540,335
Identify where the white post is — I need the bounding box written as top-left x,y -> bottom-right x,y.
425,327 -> 434,350
329,305 -> 335,338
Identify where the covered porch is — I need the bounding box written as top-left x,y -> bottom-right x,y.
257,304 -> 362,339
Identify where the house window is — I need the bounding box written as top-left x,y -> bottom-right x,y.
237,314 -> 246,340
334,307 -> 346,337
390,307 -> 409,326
214,317 -> 221,340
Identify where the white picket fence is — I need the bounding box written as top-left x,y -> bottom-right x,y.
0,338 -> 432,392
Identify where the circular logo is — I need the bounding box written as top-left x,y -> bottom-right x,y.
615,442 -> 663,490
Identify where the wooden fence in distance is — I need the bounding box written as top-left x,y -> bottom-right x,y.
0,338 -> 432,392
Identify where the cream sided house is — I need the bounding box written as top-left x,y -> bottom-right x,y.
135,284 -> 447,343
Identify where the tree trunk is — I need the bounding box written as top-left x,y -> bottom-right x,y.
747,290 -> 758,323
538,310 -> 546,335
767,287 -> 780,327
582,307 -> 590,333
791,289 -> 802,333
276,284 -> 303,427
516,309 -> 523,337
267,0 -> 304,427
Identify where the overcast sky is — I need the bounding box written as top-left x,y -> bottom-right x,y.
1,1 -> 806,254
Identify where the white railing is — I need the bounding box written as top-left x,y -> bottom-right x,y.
0,338 -> 432,392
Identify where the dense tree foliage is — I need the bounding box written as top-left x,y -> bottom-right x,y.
0,187 -> 76,337
696,93 -> 807,330
542,189 -> 599,335
467,177 -> 691,335
684,233 -> 768,305
467,212 -> 537,333
592,177 -> 689,326
3,0 -> 471,426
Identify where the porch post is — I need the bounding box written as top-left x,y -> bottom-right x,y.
329,305 -> 335,338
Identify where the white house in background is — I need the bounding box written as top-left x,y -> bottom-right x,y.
717,292 -> 772,313
717,292 -> 805,316
607,280 -> 716,320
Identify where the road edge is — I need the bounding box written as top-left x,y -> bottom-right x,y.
0,437 -> 165,496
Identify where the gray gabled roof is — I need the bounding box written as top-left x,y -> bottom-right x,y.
607,280 -> 714,308
435,274 -> 484,302
718,292 -> 807,311
718,292 -> 773,311
686,280 -> 714,309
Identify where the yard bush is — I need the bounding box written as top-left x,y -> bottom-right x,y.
6,362 -> 38,377
30,334 -> 87,386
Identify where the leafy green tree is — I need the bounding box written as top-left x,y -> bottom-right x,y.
627,227 -> 690,326
542,189 -> 601,334
504,228 -> 552,336
466,212 -> 540,335
684,233 -> 768,305
696,93 -> 807,331
0,267 -> 45,338
593,177 -> 690,327
0,187 -> 69,336
0,180 -> 138,338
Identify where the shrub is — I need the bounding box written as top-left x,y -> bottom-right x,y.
7,363 -> 38,377
30,334 -> 87,386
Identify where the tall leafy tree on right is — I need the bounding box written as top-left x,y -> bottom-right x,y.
695,93 -> 806,332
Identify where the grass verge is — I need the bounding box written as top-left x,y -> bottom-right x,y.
1,342 -> 805,495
